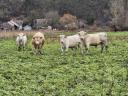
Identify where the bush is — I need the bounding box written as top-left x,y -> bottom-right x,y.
59,14 -> 77,25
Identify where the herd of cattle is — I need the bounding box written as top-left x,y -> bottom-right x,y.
16,31 -> 108,54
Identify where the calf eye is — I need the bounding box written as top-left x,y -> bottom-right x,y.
40,37 -> 42,39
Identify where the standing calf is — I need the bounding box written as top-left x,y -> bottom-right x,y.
16,33 -> 27,51
78,31 -> 108,53
59,34 -> 82,53
32,32 -> 45,54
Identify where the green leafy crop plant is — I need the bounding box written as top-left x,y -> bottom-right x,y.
0,32 -> 128,96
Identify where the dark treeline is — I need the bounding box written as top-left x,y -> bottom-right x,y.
0,0 -> 109,21
0,0 -> 128,30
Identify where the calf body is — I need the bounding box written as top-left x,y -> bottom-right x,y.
32,32 -> 45,54
16,33 -> 27,51
60,34 -> 81,53
78,31 -> 108,53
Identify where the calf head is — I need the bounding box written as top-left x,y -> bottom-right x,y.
17,33 -> 26,44
18,33 -> 25,39
32,36 -> 43,45
59,35 -> 66,44
78,31 -> 87,41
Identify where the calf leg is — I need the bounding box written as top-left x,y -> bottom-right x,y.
101,41 -> 108,53
23,45 -> 25,51
80,43 -> 84,54
18,46 -> 21,51
105,42 -> 108,52
33,45 -> 38,55
61,46 -> 64,52
23,43 -> 26,51
105,45 -> 108,52
100,43 -> 105,53
86,43 -> 90,54
39,47 -> 43,55
71,47 -> 77,55
65,45 -> 69,52
39,49 -> 43,55
38,45 -> 43,55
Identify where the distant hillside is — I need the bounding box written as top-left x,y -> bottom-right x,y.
0,0 -> 128,30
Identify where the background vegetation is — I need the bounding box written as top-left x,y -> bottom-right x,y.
0,0 -> 128,30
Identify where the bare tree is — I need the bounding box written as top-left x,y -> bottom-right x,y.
110,0 -> 128,30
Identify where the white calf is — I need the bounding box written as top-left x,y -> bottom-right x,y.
60,34 -> 81,53
16,33 -> 27,51
78,31 -> 108,53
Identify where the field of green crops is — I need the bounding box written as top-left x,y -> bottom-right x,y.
0,32 -> 128,96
